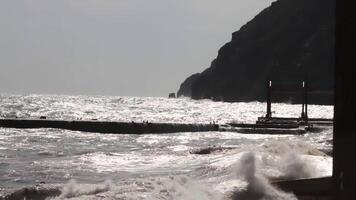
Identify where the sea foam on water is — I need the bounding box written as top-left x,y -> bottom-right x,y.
47,179 -> 112,199
46,150 -> 319,199
0,96 -> 333,199
4,148 -> 326,200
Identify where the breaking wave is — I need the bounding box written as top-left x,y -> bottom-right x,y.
3,148 -> 328,200
51,180 -> 112,199
228,152 -> 298,200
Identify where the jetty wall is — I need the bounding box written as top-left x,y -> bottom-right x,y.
0,119 -> 219,134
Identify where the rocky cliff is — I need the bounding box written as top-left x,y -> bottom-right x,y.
177,73 -> 200,97
177,0 -> 334,104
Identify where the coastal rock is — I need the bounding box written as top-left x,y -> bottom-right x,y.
177,0 -> 334,104
0,184 -> 62,200
168,92 -> 176,98
177,73 -> 200,97
189,145 -> 234,155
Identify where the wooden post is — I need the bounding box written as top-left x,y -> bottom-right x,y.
304,80 -> 308,122
266,80 -> 272,118
301,81 -> 305,119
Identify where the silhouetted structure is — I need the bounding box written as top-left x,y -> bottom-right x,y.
0,119 -> 218,134
333,0 -> 356,198
274,1 -> 356,198
266,80 -> 272,118
264,80 -> 331,121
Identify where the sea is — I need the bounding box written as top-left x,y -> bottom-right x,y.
0,94 -> 333,199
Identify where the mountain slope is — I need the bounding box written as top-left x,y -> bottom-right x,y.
177,0 -> 334,104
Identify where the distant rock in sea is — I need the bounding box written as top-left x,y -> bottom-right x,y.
168,92 -> 176,98
177,0 -> 334,105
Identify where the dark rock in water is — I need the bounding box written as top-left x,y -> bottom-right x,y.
168,93 -> 176,98
39,116 -> 46,119
177,0 -> 334,105
1,185 -> 62,200
190,146 -> 234,155
190,147 -> 214,155
322,148 -> 333,157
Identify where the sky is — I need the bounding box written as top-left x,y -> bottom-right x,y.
0,0 -> 275,97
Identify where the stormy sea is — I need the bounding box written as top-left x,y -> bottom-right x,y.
0,94 -> 333,199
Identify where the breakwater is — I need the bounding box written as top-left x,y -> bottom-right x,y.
0,117 -> 332,135
0,118 -> 219,134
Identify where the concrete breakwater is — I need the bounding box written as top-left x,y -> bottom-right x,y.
0,117 -> 331,135
0,118 -> 219,134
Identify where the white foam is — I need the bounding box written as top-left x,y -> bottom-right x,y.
280,152 -> 315,179
149,176 -> 222,200
229,152 -> 298,200
49,179 -> 112,199
0,95 -> 334,197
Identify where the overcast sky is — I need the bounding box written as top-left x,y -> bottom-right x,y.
0,0 -> 275,97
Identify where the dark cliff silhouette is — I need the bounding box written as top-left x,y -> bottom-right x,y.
177,73 -> 201,97
177,0 -> 334,105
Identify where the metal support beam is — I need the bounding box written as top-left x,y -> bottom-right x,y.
301,81 -> 305,119
266,80 -> 272,118
304,80 -> 308,123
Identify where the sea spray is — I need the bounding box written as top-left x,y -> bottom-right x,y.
2,147 -> 330,199
45,176 -> 222,200
191,139 -> 331,194
261,139 -> 327,157
262,139 -> 322,179
150,175 -> 222,200
51,179 -> 112,199
229,152 -> 298,200
280,152 -> 316,179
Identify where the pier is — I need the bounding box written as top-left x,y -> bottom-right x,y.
0,118 -> 305,135
0,118 -> 219,134
0,115 -> 332,135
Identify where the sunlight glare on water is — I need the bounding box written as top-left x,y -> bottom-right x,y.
0,95 -> 333,199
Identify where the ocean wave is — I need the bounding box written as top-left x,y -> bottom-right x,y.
228,152 -> 298,200
0,96 -> 333,199
2,151 -> 310,200
50,180 -> 111,199
1,148 -> 329,200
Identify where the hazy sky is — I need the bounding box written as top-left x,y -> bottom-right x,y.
0,0 -> 275,97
